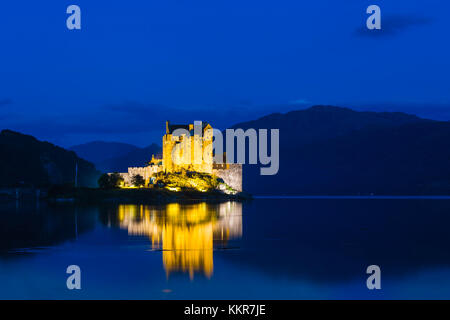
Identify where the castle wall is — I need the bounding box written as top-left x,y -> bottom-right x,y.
115,165 -> 161,187
128,166 -> 160,185
213,164 -> 243,192
118,172 -> 131,185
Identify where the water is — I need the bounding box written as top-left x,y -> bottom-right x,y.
1,198 -> 450,299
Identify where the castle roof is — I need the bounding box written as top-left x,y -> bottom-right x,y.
167,124 -> 189,134
166,121 -> 211,135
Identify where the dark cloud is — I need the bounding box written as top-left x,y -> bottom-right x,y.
0,98 -> 13,107
239,100 -> 253,107
355,15 -> 433,37
2,101 -> 238,146
100,101 -> 266,130
103,102 -> 166,114
3,100 -> 298,147
6,100 -> 450,148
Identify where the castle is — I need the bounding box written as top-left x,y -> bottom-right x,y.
117,121 -> 242,192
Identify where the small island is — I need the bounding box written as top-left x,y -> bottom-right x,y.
49,121 -> 249,203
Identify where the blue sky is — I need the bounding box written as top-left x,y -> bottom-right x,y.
0,0 -> 449,147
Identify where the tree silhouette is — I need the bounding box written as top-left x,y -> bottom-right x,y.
98,172 -> 124,189
131,174 -> 145,188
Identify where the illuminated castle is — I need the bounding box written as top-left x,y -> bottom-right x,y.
117,121 -> 242,191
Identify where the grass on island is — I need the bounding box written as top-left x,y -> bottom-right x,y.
153,171 -> 237,194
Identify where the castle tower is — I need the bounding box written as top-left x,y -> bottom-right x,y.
162,121 -> 213,173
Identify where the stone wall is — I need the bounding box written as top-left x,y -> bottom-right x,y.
213,164 -> 243,192
118,172 -> 131,186
128,166 -> 159,184
115,165 -> 161,187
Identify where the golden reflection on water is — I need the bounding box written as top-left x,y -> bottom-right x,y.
117,202 -> 242,279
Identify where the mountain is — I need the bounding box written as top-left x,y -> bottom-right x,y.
229,105 -> 450,195
67,105 -> 450,194
70,141 -> 162,173
0,130 -> 100,188
70,141 -> 140,164
96,144 -> 162,172
230,105 -> 428,147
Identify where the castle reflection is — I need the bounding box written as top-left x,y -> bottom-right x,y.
117,202 -> 242,279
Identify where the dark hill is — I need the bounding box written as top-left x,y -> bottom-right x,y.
229,106 -> 450,195
231,105 -> 428,146
0,130 -> 100,188
70,141 -> 139,164
96,143 -> 162,172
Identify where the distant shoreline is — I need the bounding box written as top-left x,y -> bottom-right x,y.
6,188 -> 450,204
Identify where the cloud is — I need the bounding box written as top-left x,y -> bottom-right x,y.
100,101 -> 264,130
355,15 -> 432,37
6,100 -> 319,145
239,100 -> 253,107
4,101 -> 249,146
103,101 -> 165,114
0,98 -> 13,107
289,99 -> 311,105
7,99 -> 450,148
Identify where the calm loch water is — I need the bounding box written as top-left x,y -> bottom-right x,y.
2,198 -> 450,299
